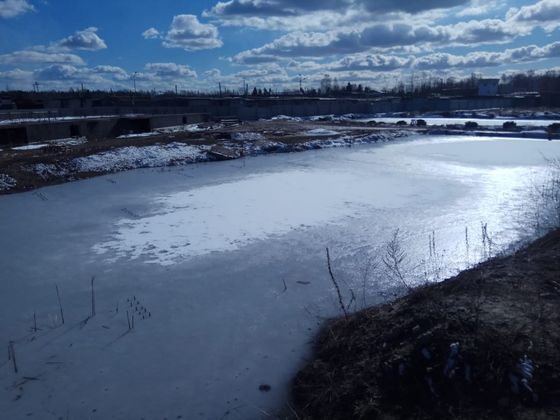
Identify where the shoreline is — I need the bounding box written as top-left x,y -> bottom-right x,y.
292,228 -> 560,419
1,119 -> 558,195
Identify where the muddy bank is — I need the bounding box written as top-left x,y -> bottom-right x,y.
0,121 -> 413,194
293,229 -> 560,419
2,117 -> 559,195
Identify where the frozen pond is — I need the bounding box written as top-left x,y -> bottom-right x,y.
1,135 -> 560,419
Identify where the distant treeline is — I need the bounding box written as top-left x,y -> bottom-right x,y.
379,70 -> 560,98
2,69 -> 560,103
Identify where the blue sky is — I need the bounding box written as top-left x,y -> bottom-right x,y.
0,0 -> 559,92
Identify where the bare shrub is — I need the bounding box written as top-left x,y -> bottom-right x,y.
382,229 -> 412,291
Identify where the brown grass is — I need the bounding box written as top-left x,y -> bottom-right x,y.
293,229 -> 560,419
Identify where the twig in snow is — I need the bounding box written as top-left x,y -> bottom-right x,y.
8,341 -> 18,373
465,226 -> 470,265
91,276 -> 96,317
326,247 -> 348,320
55,284 -> 65,325
286,402 -> 301,420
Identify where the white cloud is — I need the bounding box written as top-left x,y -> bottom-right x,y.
0,27 -> 109,69
230,18 -> 521,64
55,27 -> 107,51
0,68 -> 32,80
506,0 -> 560,32
204,68 -> 222,80
94,65 -> 130,80
0,50 -> 85,65
457,0 -> 506,17
324,41 -> 560,73
144,62 -> 198,78
0,0 -> 34,18
204,0 -> 471,30
162,15 -> 223,51
142,27 -> 161,39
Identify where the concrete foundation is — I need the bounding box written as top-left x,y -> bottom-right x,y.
0,113 -> 208,145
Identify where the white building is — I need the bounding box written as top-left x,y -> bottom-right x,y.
478,79 -> 500,96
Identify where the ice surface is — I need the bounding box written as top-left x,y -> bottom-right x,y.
359,116 -> 560,128
93,167 -> 426,265
1,135 -> 560,420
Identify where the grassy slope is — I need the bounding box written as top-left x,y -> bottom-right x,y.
293,229 -> 560,419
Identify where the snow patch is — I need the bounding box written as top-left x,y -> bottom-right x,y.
0,174 -> 16,191
269,115 -> 303,122
72,143 -> 207,173
12,137 -> 88,151
50,137 -> 87,146
0,114 -> 123,126
305,128 -> 340,137
32,163 -> 68,180
158,124 -> 220,133
12,144 -> 48,151
231,132 -> 265,141
117,132 -> 154,139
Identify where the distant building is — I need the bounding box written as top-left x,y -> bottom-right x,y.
478,79 -> 500,96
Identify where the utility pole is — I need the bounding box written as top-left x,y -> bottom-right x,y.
131,72 -> 138,106
33,82 -> 40,92
218,82 -> 222,97
132,72 -> 138,93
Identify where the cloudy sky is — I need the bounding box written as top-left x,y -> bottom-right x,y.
0,0 -> 559,92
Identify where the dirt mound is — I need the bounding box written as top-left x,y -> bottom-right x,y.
293,230 -> 560,419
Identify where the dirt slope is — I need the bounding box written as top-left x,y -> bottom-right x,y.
293,230 -> 560,419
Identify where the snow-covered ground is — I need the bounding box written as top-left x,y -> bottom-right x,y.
231,132 -> 265,141
0,115 -> 129,126
72,143 -> 208,173
268,115 -> 303,122
304,128 -> 340,136
0,174 -> 16,191
117,124 -> 221,139
10,137 -> 88,151
6,130 -> 410,188
1,135 -> 560,419
11,144 -> 48,151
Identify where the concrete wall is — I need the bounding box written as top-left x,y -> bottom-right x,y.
369,96 -> 515,114
0,113 -> 210,144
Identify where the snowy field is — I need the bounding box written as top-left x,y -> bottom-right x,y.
1,135 -> 560,419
